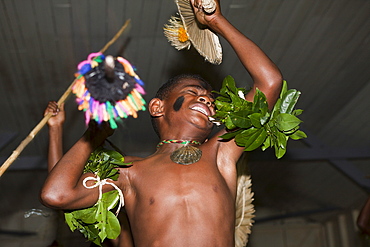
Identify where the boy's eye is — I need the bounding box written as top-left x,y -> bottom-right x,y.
187,90 -> 197,95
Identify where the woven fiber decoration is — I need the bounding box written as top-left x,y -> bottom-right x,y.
164,0 -> 222,64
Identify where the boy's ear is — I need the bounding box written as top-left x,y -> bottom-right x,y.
149,98 -> 164,117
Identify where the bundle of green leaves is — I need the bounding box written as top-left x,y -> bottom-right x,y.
212,76 -> 307,158
64,147 -> 131,246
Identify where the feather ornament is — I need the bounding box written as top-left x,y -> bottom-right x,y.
234,153 -> 255,247
235,174 -> 255,247
72,53 -> 146,129
164,16 -> 192,50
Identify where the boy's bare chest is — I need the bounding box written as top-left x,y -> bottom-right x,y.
122,155 -> 236,245
127,156 -> 232,203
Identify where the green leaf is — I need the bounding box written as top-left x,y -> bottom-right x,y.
261,135 -> 271,151
219,129 -> 243,140
223,75 -> 238,94
211,76 -> 306,159
279,80 -> 288,98
249,113 -> 262,128
235,128 -> 266,151
280,89 -> 301,114
235,128 -> 258,146
106,211 -> 121,239
224,116 -> 237,129
212,94 -> 229,102
230,111 -> 253,128
215,101 -> 233,113
275,145 -> 287,159
289,130 -> 307,140
253,89 -> 268,113
64,146 -> 127,246
248,129 -> 268,151
274,131 -> 288,159
65,212 -> 77,231
282,126 -> 300,135
229,90 -> 243,107
293,109 -> 303,116
260,111 -> 270,125
267,121 -> 279,138
92,239 -> 103,247
102,190 -> 120,210
96,201 -> 107,241
105,150 -> 124,161
276,131 -> 288,149
271,98 -> 282,119
73,207 -> 97,224
276,113 -> 302,132
106,169 -> 119,179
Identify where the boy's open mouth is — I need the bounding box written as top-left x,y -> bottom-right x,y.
190,104 -> 211,116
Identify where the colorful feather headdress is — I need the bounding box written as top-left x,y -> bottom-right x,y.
72,52 -> 146,129
164,0 -> 222,64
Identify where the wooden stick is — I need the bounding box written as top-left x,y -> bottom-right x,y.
0,19 -> 131,177
99,19 -> 131,54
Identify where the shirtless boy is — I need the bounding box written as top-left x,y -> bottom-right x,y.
41,0 -> 283,246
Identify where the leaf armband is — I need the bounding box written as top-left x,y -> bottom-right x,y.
212,76 -> 307,159
64,147 -> 131,246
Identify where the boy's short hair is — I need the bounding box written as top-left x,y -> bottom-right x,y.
155,74 -> 211,100
151,74 -> 212,137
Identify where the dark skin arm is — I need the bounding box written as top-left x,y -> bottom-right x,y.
44,101 -> 65,172
191,0 -> 283,108
191,0 -> 283,163
44,102 -> 134,247
41,121 -> 115,210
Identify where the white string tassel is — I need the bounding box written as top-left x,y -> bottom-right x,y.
83,176 -> 125,215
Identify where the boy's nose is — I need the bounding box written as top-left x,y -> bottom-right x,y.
198,96 -> 212,106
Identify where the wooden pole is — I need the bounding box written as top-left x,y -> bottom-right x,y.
0,19 -> 131,177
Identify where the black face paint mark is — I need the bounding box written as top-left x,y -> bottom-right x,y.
173,96 -> 185,111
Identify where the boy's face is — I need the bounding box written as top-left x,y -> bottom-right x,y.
162,78 -> 216,134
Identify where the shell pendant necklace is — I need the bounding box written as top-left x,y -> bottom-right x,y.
157,139 -> 202,165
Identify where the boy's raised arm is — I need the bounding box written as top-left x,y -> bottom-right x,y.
191,0 -> 283,108
190,0 -> 283,163
40,123 -> 114,210
45,101 -> 65,172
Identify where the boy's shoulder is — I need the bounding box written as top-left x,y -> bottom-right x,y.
123,155 -> 145,163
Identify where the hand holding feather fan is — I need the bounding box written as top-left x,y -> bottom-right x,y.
164,0 -> 222,64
